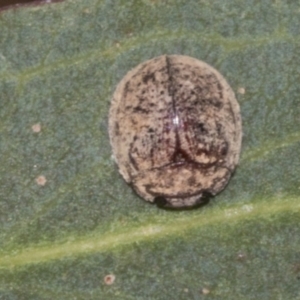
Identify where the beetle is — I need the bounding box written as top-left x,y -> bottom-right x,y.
109,55 -> 242,208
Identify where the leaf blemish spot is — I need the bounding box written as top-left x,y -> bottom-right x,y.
202,287 -> 210,295
35,175 -> 47,186
237,253 -> 247,261
238,87 -> 245,94
241,204 -> 253,213
32,123 -> 41,133
104,274 -> 116,285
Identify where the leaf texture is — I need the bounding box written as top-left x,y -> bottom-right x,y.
0,0 -> 300,299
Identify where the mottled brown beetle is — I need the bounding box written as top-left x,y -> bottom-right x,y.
109,55 -> 242,208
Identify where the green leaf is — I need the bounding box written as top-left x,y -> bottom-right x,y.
1,0 -> 300,299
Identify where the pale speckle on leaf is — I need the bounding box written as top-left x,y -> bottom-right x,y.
32,123 -> 41,133
241,204 -> 253,213
36,175 -> 47,186
202,287 -> 210,295
237,252 -> 247,261
104,274 -> 115,285
238,87 -> 246,94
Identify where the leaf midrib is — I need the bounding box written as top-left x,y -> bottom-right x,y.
1,195 -> 299,269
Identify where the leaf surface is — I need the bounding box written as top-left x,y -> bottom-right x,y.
0,1 -> 300,299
